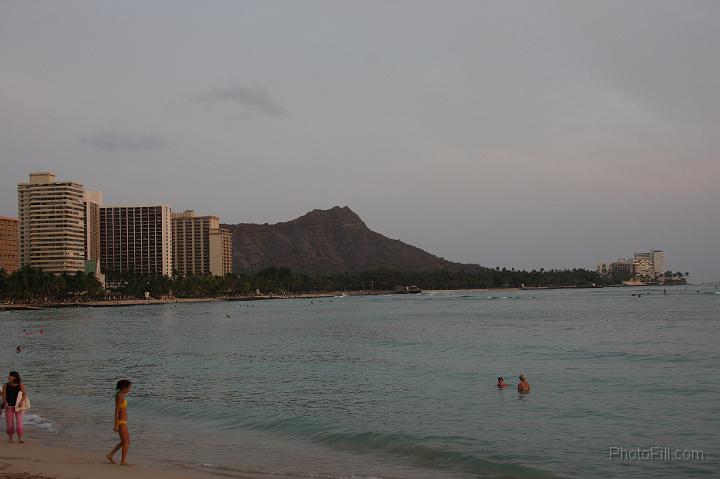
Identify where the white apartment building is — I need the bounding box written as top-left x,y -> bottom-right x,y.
633,250 -> 665,278
17,172 -> 101,274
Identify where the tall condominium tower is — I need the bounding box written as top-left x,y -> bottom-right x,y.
17,172 -> 101,274
85,191 -> 102,270
0,216 -> 20,273
209,227 -> 233,277
99,205 -> 173,283
172,210 -> 233,277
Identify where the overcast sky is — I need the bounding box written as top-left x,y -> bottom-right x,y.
2,1 -> 718,281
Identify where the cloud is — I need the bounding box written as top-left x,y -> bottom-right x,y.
200,85 -> 286,116
78,131 -> 168,152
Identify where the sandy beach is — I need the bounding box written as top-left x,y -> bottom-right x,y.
0,440 -> 194,479
0,440 -> 309,479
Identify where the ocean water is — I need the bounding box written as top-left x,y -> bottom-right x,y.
1,286 -> 718,478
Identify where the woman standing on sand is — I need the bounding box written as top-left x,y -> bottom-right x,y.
106,379 -> 132,465
2,371 -> 29,443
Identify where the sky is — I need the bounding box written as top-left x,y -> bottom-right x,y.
1,1 -> 718,282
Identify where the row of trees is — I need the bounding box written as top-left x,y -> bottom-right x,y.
112,265 -> 608,298
0,266 -> 104,301
2,265 -> 625,302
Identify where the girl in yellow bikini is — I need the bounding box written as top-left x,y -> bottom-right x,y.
106,379 -> 132,465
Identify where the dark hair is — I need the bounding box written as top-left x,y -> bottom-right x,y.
9,371 -> 21,384
498,377 -> 503,382
115,379 -> 132,392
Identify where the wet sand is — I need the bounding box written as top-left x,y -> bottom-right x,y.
0,440 -> 313,479
0,441 -> 195,479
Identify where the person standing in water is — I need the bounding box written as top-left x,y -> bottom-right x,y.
497,377 -> 511,388
2,371 -> 29,443
106,379 -> 132,465
517,374 -> 531,393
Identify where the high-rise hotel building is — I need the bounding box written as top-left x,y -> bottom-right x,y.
0,216 -> 20,273
209,227 -> 233,277
172,210 -> 233,277
99,205 -> 173,283
633,250 -> 665,278
17,172 -> 101,274
85,191 -> 102,271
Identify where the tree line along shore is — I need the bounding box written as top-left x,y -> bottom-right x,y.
1,264 -> 645,307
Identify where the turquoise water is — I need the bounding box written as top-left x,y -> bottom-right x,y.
1,287 -> 718,478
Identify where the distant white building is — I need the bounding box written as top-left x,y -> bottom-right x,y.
633,250 -> 665,279
597,251 -> 666,281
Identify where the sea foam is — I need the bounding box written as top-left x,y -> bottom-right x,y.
23,413 -> 57,432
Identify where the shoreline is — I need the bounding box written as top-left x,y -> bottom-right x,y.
1,284 -> 695,311
0,440 -> 196,479
1,289 -> 513,310
0,439 -> 311,479
0,288 -> 514,311
0,294 -> 337,311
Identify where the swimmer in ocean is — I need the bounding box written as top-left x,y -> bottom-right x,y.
517,374 -> 530,393
497,377 -> 511,388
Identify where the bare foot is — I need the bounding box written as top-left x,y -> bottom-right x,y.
106,454 -> 116,464
18,439 -> 24,444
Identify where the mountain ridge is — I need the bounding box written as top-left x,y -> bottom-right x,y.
222,206 -> 471,274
